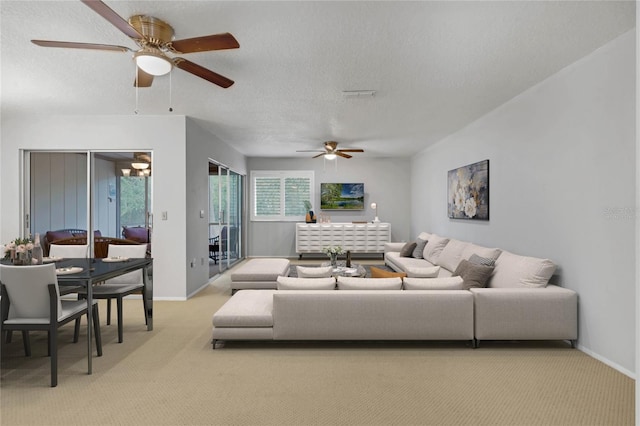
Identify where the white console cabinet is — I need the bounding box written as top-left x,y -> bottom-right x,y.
296,222 -> 391,258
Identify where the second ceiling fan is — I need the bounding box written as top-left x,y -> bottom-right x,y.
31,0 -> 239,88
297,141 -> 364,159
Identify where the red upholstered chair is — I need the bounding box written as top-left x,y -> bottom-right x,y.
43,229 -> 101,256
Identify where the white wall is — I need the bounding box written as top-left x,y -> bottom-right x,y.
1,115 -> 188,300
412,30 -> 636,375
184,118 -> 247,297
246,156 -> 412,257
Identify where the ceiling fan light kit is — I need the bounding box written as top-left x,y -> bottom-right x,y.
131,162 -> 150,170
134,47 -> 172,76
297,141 -> 365,160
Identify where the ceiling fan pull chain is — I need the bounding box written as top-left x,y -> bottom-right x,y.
168,70 -> 173,112
134,64 -> 139,115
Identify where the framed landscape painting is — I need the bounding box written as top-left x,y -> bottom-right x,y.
320,183 -> 365,210
447,160 -> 489,220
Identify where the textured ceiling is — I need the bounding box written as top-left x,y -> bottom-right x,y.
1,1 -> 635,158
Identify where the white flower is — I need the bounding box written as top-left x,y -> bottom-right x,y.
322,245 -> 344,255
454,187 -> 467,212
464,197 -> 477,218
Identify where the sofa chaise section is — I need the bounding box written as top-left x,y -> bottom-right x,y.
230,258 -> 290,293
212,289 -> 475,347
472,285 -> 578,346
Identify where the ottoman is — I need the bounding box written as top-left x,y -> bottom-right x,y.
212,290 -> 276,347
230,258 -> 290,292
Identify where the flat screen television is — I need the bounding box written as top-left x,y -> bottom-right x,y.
320,183 -> 365,210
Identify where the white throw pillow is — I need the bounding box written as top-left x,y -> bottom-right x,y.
405,265 -> 441,278
436,239 -> 469,272
337,276 -> 402,290
402,276 -> 464,290
461,243 -> 502,262
276,276 -> 336,290
296,265 -> 333,278
488,250 -> 556,288
423,234 -> 450,264
417,232 -> 431,241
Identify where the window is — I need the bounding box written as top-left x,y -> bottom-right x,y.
251,171 -> 314,221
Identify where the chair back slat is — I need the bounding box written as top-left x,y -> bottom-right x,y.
0,264 -> 61,321
105,244 -> 147,284
49,244 -> 89,258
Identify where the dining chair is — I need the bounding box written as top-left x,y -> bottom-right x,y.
49,244 -> 90,296
0,263 -> 102,387
49,244 -> 90,259
209,236 -> 220,264
75,243 -> 148,343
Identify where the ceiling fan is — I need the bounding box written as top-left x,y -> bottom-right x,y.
31,0 -> 239,88
297,141 -> 364,159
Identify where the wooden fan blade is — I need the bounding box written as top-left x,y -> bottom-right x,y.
31,40 -> 131,52
312,153 -> 326,158
81,0 -> 144,40
336,149 -> 364,153
170,33 -> 240,54
336,152 -> 352,159
296,150 -> 325,153
173,58 -> 234,88
134,67 -> 154,87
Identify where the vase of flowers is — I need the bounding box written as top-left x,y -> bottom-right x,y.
4,237 -> 35,265
322,245 -> 344,267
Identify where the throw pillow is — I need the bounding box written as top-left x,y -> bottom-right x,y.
337,276 -> 403,290
399,242 -> 417,257
405,265 -> 441,278
423,235 -> 450,264
402,276 -> 464,290
452,259 -> 494,290
370,266 -> 407,279
296,265 -> 333,278
436,239 -> 469,272
489,250 -> 556,288
468,253 -> 496,267
412,238 -> 428,259
277,276 -> 336,290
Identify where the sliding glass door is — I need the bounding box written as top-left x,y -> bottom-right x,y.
208,161 -> 244,275
25,151 -> 152,257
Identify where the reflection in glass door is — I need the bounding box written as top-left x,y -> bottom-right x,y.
25,151 -> 152,259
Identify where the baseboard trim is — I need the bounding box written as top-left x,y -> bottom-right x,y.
577,343 -> 635,379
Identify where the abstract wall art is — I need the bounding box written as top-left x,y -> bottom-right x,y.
447,160 -> 489,220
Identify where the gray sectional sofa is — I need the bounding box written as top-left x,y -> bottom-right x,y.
385,232 -> 578,346
211,232 -> 578,348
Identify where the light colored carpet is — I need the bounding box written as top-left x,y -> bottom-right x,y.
1,259 -> 634,426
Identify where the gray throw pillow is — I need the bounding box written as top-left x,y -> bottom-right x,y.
452,259 -> 494,290
468,253 -> 496,267
400,242 -> 417,257
412,238 -> 428,259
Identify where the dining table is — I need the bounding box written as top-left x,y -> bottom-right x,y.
51,257 -> 153,374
